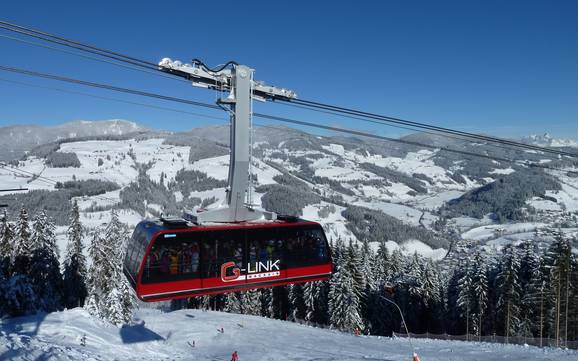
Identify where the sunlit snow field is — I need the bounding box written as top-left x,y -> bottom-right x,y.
1,308 -> 576,361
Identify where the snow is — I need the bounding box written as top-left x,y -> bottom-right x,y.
546,184 -> 578,212
190,155 -> 230,181
1,308 -> 576,361
489,167 -> 515,175
357,200 -> 425,226
301,202 -> 358,243
383,240 -> 447,260
399,240 -> 447,260
462,223 -> 547,241
360,151 -> 452,187
409,190 -> 464,211
527,197 -> 562,211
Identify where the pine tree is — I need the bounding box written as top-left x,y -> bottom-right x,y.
518,240 -> 543,338
471,249 -> 489,337
389,248 -> 404,280
29,210 -> 63,312
457,256 -> 474,338
496,245 -> 521,341
303,280 -> 316,323
85,228 -> 106,318
543,231 -> 573,346
329,253 -> 363,333
0,211 -> 14,274
242,289 -> 261,316
360,240 -> 376,290
346,240 -> 366,299
225,292 -> 243,314
288,283 -> 306,321
407,253 -> 424,300
259,288 -> 273,318
12,206 -> 32,275
374,241 -> 390,285
86,211 -> 133,325
63,200 -> 88,308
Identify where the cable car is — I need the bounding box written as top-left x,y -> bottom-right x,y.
123,217 -> 332,302
123,59 -> 333,302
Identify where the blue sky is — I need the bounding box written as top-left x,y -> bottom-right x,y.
1,0 -> 577,138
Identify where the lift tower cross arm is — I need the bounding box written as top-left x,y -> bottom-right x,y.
158,58 -> 297,223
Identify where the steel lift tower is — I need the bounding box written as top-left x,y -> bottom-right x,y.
158,58 -> 297,223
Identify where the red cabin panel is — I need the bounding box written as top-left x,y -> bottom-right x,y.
124,219 -> 333,302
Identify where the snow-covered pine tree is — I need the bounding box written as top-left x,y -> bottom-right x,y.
389,248 -> 404,280
63,199 -> 88,309
242,289 -> 261,316
29,210 -> 63,312
288,283 -> 306,321
259,287 -> 273,318
543,230 -> 573,346
12,206 -> 32,275
470,249 -> 489,337
225,292 -> 243,314
303,280 -> 315,323
0,210 -> 14,274
86,211 -> 133,325
374,241 -> 390,285
518,240 -> 543,337
346,240 -> 366,299
199,295 -> 212,310
496,244 -> 522,341
328,252 -> 363,333
85,227 -> 107,318
360,240 -> 376,291
104,211 -> 133,325
407,253 -> 424,300
457,255 -> 474,337
421,260 -> 442,308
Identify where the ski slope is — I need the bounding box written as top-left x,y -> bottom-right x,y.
1,308 -> 576,361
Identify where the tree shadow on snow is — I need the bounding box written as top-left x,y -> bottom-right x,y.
0,312 -> 49,337
119,321 -> 165,344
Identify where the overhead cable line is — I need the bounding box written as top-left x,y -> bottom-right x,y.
0,77 -> 227,122
281,98 -> 578,159
0,64 -> 571,173
0,21 -> 158,70
0,65 -> 221,111
277,100 -> 534,156
2,21 -> 572,159
0,33 -> 189,83
252,114 -> 562,171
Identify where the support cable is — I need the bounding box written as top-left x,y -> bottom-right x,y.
0,64 -> 572,172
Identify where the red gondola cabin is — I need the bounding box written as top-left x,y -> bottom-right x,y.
123,217 -> 332,302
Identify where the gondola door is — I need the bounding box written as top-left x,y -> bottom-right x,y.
200,229 -> 247,293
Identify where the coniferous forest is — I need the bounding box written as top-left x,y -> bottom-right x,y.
0,204 -> 577,348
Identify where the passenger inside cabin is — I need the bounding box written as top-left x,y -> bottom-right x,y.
169,250 -> 179,275
191,244 -> 200,273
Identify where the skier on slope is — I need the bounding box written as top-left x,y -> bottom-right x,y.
231,350 -> 238,361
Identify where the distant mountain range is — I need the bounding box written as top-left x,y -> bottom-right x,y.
0,119 -> 576,258
0,119 -> 148,160
522,133 -> 578,148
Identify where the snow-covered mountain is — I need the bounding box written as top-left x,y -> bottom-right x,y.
2,308 -> 576,361
0,119 -> 149,160
522,133 -> 578,148
0,120 -> 577,260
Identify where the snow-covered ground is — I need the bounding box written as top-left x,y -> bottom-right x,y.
1,308 -> 576,361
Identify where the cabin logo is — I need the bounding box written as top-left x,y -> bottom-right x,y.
221,260 -> 281,282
